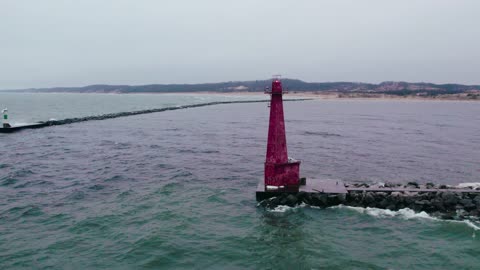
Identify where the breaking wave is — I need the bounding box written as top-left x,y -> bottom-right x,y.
456,182 -> 480,189
264,203 -> 308,213
332,205 -> 480,235
264,203 -> 480,237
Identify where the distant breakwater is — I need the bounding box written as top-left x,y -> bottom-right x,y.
15,99 -> 311,131
259,182 -> 480,220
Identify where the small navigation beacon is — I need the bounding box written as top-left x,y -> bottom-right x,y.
2,108 -> 11,128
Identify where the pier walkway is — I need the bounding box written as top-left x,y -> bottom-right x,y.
345,186 -> 480,193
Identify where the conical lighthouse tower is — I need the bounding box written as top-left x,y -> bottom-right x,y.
262,77 -> 301,192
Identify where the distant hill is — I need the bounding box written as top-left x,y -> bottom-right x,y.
8,79 -> 480,96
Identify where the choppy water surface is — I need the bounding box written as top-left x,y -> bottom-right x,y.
1,94 -> 480,269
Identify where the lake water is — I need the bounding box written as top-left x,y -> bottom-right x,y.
1,93 -> 479,269
0,92 -> 268,124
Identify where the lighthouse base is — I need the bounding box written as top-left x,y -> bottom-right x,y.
256,178 -> 347,201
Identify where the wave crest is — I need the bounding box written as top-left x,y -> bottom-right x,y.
332,205 -> 480,232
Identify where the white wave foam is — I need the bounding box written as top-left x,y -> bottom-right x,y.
269,205 -> 294,213
333,205 -> 435,220
463,220 -> 480,231
332,205 -> 480,234
456,182 -> 480,189
266,203 -> 308,213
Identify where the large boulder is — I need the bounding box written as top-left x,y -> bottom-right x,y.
364,192 -> 376,205
406,182 -> 420,189
441,192 -> 459,206
279,195 -> 288,205
311,193 -> 328,207
378,198 -> 390,209
337,193 -> 347,204
327,195 -> 340,206
431,198 -> 446,212
460,198 -> 476,211
413,200 -> 431,211
473,195 -> 480,207
296,192 -> 307,203
403,195 -> 415,207
301,193 -> 312,205
285,194 -> 298,207
425,182 -> 436,189
391,191 -> 403,197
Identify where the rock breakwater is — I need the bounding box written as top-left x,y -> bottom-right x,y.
259,182 -> 480,220
3,99 -> 309,132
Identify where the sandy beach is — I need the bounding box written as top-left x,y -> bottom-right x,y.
157,91 -> 480,102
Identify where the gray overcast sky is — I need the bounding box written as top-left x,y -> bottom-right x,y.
1,0 -> 479,89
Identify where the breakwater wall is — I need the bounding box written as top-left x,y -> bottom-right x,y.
3,99 -> 309,132
259,182 -> 480,220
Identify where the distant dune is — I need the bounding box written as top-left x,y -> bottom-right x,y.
7,79 -> 480,99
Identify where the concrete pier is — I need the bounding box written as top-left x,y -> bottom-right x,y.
256,178 -> 347,201
0,122 -> 48,133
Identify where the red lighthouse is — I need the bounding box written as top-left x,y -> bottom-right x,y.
263,78 -> 301,192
